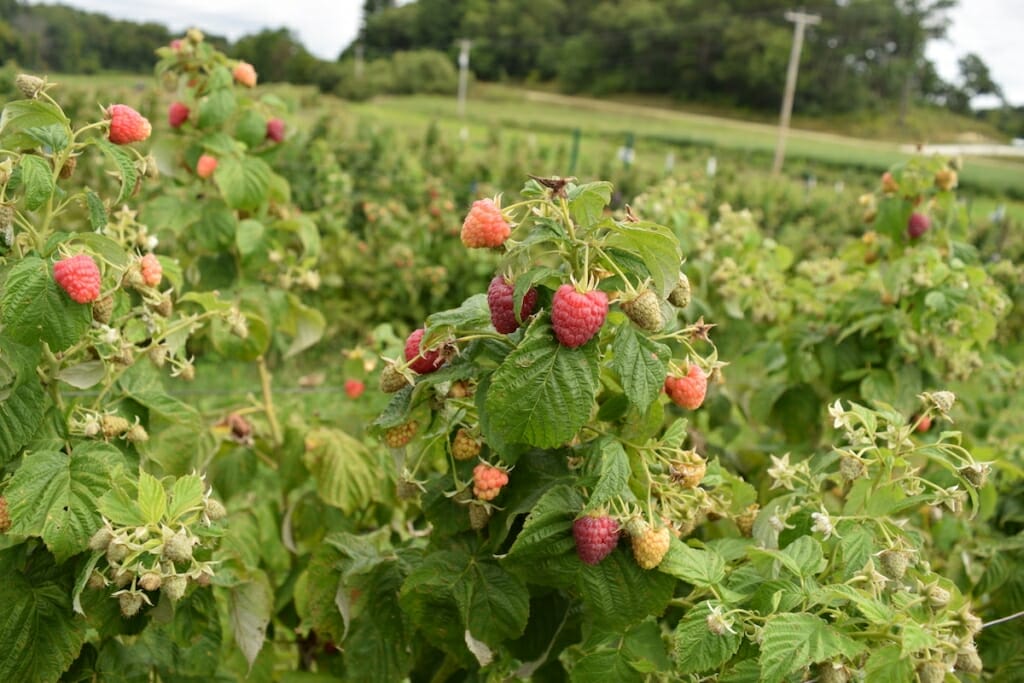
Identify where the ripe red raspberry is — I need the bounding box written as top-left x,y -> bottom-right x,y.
881,171 -> 899,194
551,284 -> 608,347
665,364 -> 707,410
54,254 -> 102,304
168,101 -> 190,128
461,199 -> 510,249
404,328 -> 443,374
140,253 -> 162,287
233,61 -> 257,88
266,118 -> 285,143
916,415 -> 932,432
573,513 -> 620,565
196,154 -> 218,179
472,463 -> 509,501
907,212 -> 930,239
344,379 -> 365,399
106,104 -> 152,145
487,275 -> 538,334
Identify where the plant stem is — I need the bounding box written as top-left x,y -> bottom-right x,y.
258,356 -> 283,447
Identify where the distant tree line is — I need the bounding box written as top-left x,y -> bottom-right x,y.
353,0 -> 1009,117
1,0 -> 1017,132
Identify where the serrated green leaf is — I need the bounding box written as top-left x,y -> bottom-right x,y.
343,560 -> 413,681
507,484 -> 582,563
585,439 -> 633,511
198,89 -> 237,129
864,645 -> 915,682
426,294 -> 491,338
0,549 -> 87,683
605,221 -> 681,296
167,474 -> 205,523
659,538 -> 725,587
610,325 -> 669,411
673,602 -> 742,674
1,256 -> 91,351
451,559 -> 530,648
230,571 -> 272,671
484,324 -> 599,448
84,189 -> 107,231
824,585 -> 896,625
282,294 -> 325,358
571,649 -> 644,683
137,471 -> 167,525
6,446 -> 119,561
234,109 -> 267,149
568,181 -> 613,226
214,156 -> 271,211
19,154 -> 55,211
0,336 -> 45,463
96,140 -> 138,205
236,219 -> 265,255
302,427 -> 379,514
759,614 -> 865,683
577,549 -> 675,629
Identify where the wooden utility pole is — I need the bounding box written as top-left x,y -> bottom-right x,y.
456,39 -> 472,118
772,10 -> 820,175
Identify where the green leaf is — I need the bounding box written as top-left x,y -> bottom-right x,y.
426,294 -> 491,338
167,473 -> 205,523
0,549 -> 87,683
824,585 -> 895,625
673,602 -> 742,674
84,189 -> 107,231
1,256 -> 92,351
484,324 -> 599,448
56,360 -> 106,389
96,140 -> 139,205
6,446 -> 120,562
19,154 -> 55,211
0,336 -> 46,464
399,550 -> 470,660
229,571 -> 273,671
759,614 -> 865,683
137,471 -> 168,525
0,99 -> 70,150
577,549 -> 675,629
198,89 -> 237,129
571,649 -> 644,683
585,439 -> 633,511
281,294 -> 325,358
864,645 -> 914,682
302,427 -> 380,514
506,484 -> 582,563
451,559 -> 530,648
659,538 -> 725,588
234,109 -> 267,148
605,221 -> 681,296
97,479 -> 145,527
568,181 -> 612,226
342,561 -> 413,681
752,536 -> 826,578
610,325 -> 670,411
214,156 -> 271,211
236,219 -> 265,256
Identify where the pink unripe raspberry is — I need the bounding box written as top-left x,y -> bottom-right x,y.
472,463 -> 509,501
168,101 -> 190,128
233,61 -> 257,88
487,275 -> 538,334
664,364 -> 707,410
573,514 -> 620,565
107,104 -> 152,145
170,39 -> 183,51
461,199 -> 510,248
907,212 -> 930,239
54,254 -> 102,304
344,379 -> 365,399
196,154 -> 218,179
404,328 -> 443,374
140,253 -> 162,287
551,284 -> 608,347
266,118 -> 285,143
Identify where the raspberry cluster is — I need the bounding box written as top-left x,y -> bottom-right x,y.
551,284 -> 608,347
54,254 -> 102,304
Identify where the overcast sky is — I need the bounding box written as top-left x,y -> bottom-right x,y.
27,0 -> 1024,105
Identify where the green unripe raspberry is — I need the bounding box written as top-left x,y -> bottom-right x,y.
163,574 -> 188,602
668,273 -> 692,308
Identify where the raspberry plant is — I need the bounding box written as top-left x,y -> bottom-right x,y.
0,78 -> 230,680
